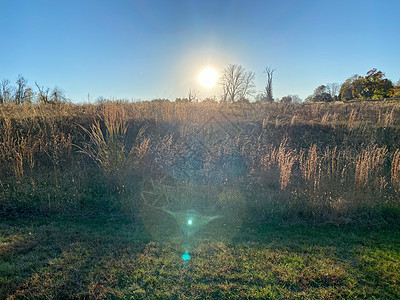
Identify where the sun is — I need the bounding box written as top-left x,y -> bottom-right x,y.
198,67 -> 218,88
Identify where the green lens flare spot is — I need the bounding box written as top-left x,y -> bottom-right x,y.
162,209 -> 221,237
182,252 -> 191,261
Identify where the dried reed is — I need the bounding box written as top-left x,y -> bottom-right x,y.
277,141 -> 297,190
391,149 -> 400,191
355,146 -> 387,189
300,144 -> 321,191
79,102 -> 148,180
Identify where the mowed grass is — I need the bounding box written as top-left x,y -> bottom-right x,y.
1,217 -> 399,299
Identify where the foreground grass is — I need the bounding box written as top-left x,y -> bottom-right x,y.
1,217 -> 399,299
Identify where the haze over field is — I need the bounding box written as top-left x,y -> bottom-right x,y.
1,0 -> 400,102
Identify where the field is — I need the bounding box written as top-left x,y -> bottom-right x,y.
1,100 -> 400,298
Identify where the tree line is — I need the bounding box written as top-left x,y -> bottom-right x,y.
215,65 -> 399,104
306,68 -> 400,103
2,67 -> 399,105
0,74 -> 67,104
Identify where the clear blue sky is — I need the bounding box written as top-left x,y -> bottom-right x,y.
1,0 -> 399,102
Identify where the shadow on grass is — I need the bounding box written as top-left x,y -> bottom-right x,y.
1,217 -> 399,299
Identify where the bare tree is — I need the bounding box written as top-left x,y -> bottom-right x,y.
264,66 -> 276,103
219,64 -> 255,103
35,82 -> 50,103
24,88 -> 35,104
188,88 -> 199,102
14,74 -> 27,104
325,82 -> 340,98
255,93 -> 267,103
0,79 -> 12,104
50,86 -> 66,103
291,95 -> 302,103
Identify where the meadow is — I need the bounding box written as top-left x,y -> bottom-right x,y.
1,100 -> 400,298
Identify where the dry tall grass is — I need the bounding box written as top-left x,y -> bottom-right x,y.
1,101 -> 400,221
300,144 -> 321,191
260,141 -> 297,190
391,149 -> 400,191
347,108 -> 358,130
385,107 -> 396,127
79,103 -> 149,180
0,119 -> 40,178
355,146 -> 388,189
277,141 -> 297,190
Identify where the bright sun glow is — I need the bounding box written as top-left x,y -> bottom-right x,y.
198,68 -> 218,88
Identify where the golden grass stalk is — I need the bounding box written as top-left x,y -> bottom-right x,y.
300,144 -> 321,191
277,141 -> 297,190
260,140 -> 297,190
347,108 -> 357,130
391,149 -> 400,191
260,145 -> 278,171
321,112 -> 331,126
322,146 -> 350,184
355,146 -> 387,189
384,108 -> 395,127
0,119 -> 40,178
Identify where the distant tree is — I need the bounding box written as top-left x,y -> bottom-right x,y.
35,82 -> 50,103
391,80 -> 400,98
279,95 -> 302,103
14,74 -> 28,104
175,97 -> 190,103
373,78 -> 394,99
325,82 -> 340,98
304,95 -> 313,103
280,95 -> 292,103
255,93 -> 267,103
363,68 -> 393,99
321,93 -> 333,102
95,96 -> 108,104
308,85 -> 333,102
219,64 -> 255,103
339,75 -> 356,100
50,86 -> 67,103
280,94 -> 302,104
339,75 -> 365,100
340,69 -> 394,100
24,88 -> 35,104
314,85 -> 326,97
202,96 -> 218,104
0,79 -> 13,104
264,66 -> 276,103
237,97 -> 250,104
351,76 -> 365,99
291,95 -> 302,103
188,88 -> 199,102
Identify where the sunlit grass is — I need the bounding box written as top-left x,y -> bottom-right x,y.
1,217 -> 399,299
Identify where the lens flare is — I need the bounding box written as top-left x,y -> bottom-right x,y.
182,251 -> 191,261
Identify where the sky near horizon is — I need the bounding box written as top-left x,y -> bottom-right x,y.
1,0 -> 399,102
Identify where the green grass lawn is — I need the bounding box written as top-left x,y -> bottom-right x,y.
1,217 -> 399,299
